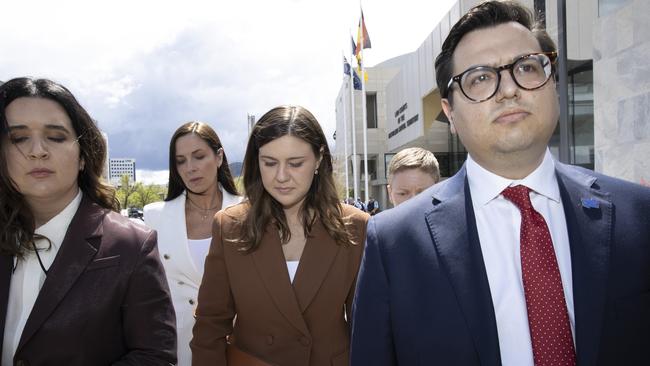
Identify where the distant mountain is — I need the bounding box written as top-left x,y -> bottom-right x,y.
229,162 -> 243,177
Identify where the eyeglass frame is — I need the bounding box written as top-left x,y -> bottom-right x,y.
445,51 -> 558,103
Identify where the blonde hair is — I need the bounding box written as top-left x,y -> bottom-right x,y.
388,147 -> 440,183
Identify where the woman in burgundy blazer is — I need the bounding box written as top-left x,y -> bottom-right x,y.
0,77 -> 176,366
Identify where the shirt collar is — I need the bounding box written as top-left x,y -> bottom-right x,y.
466,149 -> 560,207
34,190 -> 83,251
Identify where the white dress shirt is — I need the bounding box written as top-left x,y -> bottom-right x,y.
2,191 -> 82,366
466,150 -> 575,366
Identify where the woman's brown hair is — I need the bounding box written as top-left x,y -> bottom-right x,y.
165,121 -> 238,201
238,105 -> 355,252
0,77 -> 119,257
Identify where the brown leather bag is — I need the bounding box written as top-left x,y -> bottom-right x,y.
226,343 -> 273,366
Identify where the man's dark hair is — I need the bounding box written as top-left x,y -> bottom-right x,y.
435,0 -> 556,102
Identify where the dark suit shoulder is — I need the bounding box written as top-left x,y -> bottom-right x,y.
557,163 -> 650,202
104,210 -> 154,238
97,210 -> 157,260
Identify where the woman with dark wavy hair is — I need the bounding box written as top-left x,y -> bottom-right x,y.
0,77 -> 176,365
144,121 -> 241,366
191,105 -> 369,366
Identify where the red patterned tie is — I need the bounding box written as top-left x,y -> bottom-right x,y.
502,185 -> 576,366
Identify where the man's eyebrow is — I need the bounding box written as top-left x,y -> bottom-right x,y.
457,51 -> 539,73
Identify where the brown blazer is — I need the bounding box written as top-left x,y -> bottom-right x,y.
0,195 -> 177,366
191,203 -> 369,366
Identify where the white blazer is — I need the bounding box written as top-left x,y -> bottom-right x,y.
143,185 -> 242,366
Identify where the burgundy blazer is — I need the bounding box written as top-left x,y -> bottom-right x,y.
0,195 -> 177,366
191,203 -> 369,366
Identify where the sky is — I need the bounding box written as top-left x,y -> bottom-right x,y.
1,0 -> 456,184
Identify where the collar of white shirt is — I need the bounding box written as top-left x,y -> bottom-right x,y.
466,149 -> 561,207
33,190 -> 83,252
13,190 -> 83,269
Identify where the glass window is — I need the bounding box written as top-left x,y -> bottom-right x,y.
598,0 -> 631,16
534,0 -> 546,27
360,158 -> 377,181
366,93 -> 378,128
549,59 -> 594,170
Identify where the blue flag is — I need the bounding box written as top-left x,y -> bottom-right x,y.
344,56 -> 351,76
352,70 -> 362,90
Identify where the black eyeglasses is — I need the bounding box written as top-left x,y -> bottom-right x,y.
446,51 -> 557,103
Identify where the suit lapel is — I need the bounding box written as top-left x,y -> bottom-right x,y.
16,196 -> 104,351
170,194 -> 202,285
555,164 -> 611,366
292,218 -> 340,313
425,167 -> 501,366
250,226 -> 310,335
0,254 -> 13,353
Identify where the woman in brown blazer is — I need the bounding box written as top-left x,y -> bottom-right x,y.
191,105 -> 369,366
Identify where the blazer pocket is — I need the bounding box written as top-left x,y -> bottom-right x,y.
331,349 -> 349,366
86,255 -> 121,271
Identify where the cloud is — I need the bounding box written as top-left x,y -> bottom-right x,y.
87,9 -> 348,170
1,0 -> 456,171
137,169 -> 170,185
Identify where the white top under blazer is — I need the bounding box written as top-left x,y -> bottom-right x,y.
144,184 -> 242,366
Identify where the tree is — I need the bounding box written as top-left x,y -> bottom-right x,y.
234,176 -> 245,196
116,174 -> 138,210
131,184 -> 165,208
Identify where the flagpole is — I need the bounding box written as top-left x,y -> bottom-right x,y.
341,53 -> 350,201
349,31 -> 359,202
359,18 -> 369,204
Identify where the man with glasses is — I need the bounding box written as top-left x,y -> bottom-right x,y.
351,1 -> 650,365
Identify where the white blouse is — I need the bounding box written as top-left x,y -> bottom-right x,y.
187,238 -> 212,273
286,260 -> 299,283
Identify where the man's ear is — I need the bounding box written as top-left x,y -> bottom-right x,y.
441,98 -> 456,134
386,184 -> 394,205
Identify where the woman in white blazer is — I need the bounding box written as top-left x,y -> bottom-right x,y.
144,121 -> 242,366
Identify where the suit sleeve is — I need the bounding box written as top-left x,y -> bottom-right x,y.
350,217 -> 397,366
114,230 -> 178,366
190,211 -> 235,366
346,211 -> 370,327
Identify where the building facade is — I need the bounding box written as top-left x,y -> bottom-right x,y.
109,158 -> 136,186
101,131 -> 110,182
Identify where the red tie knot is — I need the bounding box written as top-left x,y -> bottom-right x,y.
502,185 -> 533,211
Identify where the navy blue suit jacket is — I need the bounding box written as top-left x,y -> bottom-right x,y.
351,163 -> 650,365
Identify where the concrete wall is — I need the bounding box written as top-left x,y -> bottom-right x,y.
593,0 -> 650,185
